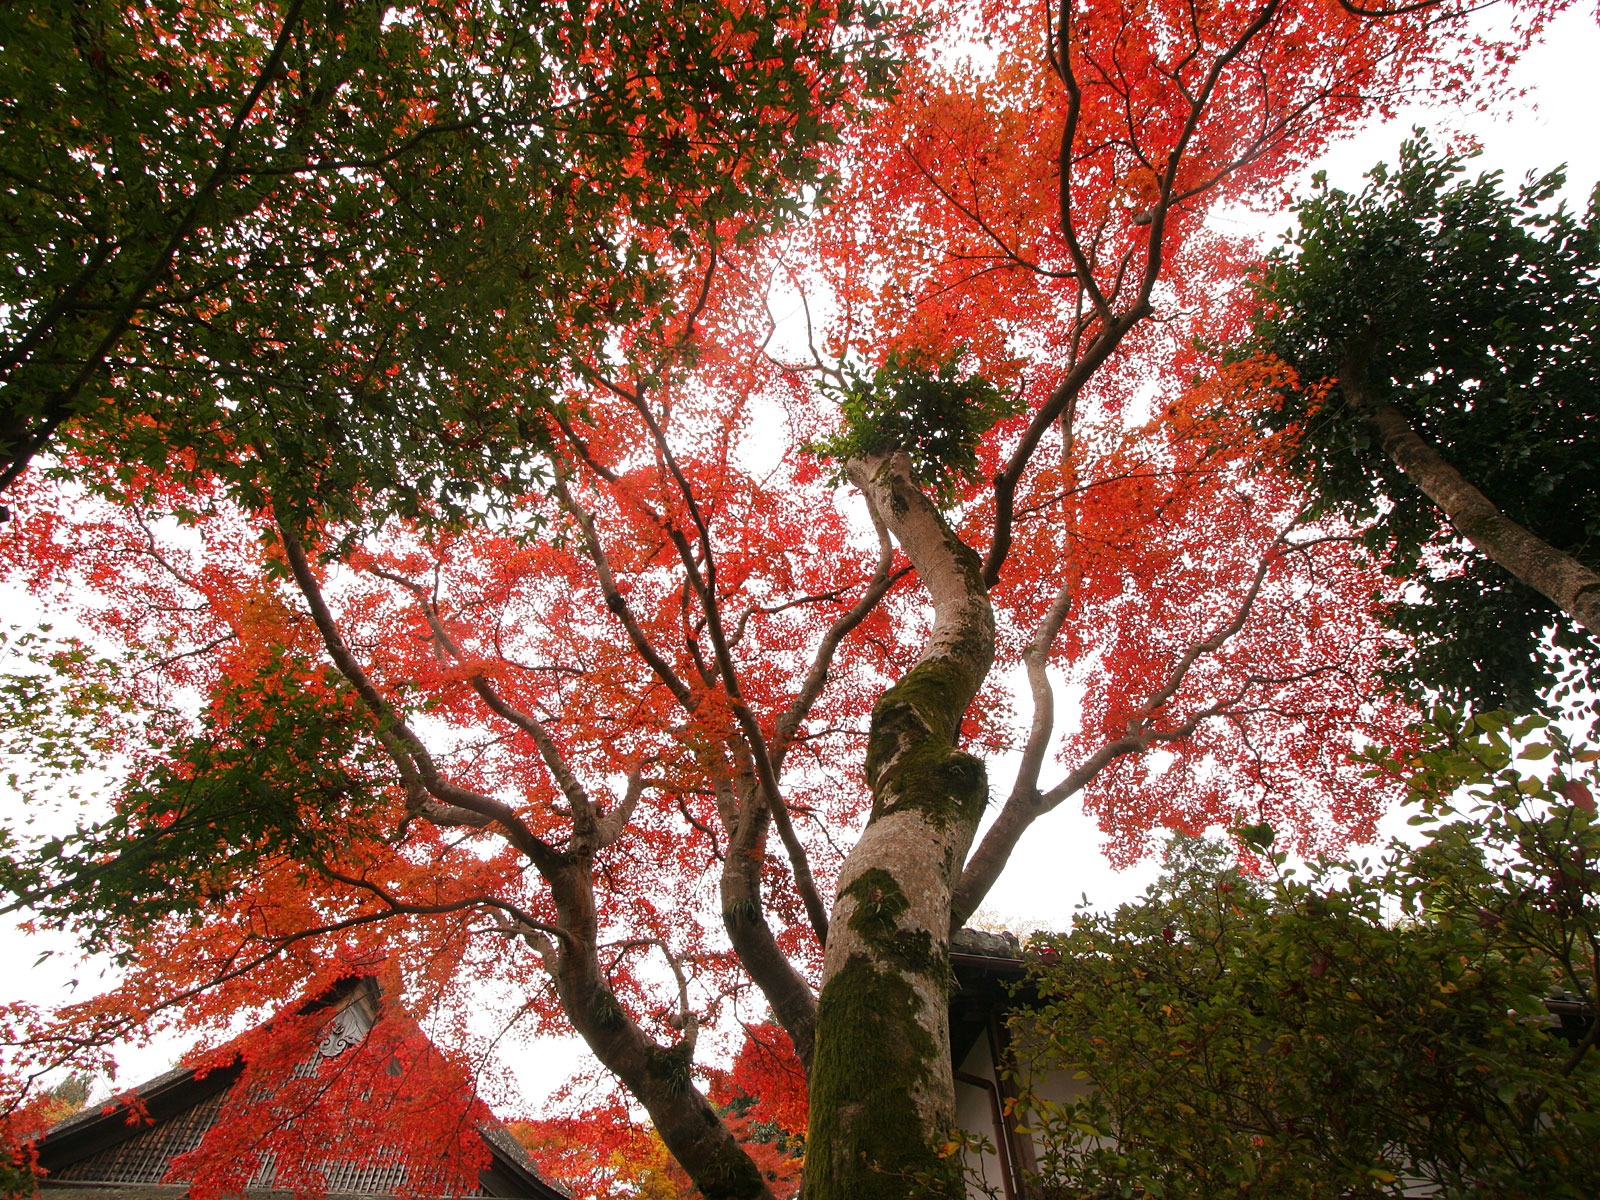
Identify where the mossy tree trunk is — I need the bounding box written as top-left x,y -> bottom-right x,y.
805,451 -> 996,1200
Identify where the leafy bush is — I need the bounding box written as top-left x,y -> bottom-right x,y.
808,350 -> 1018,505
1011,711 -> 1600,1199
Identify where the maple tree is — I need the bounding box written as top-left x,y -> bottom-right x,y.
0,0 -> 1577,1198
511,1025 -> 805,1200
0,0 -> 893,526
512,1106 -> 700,1200
167,978 -> 501,1200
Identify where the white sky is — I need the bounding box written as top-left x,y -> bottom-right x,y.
4,1 -> 1599,1119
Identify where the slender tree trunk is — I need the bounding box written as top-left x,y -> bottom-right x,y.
1342,343 -> 1600,637
805,451 -> 996,1200
720,793 -> 819,1070
546,863 -> 776,1200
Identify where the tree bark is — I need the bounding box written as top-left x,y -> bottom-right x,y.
805,451 -> 996,1200
720,792 -> 820,1070
1342,343 -> 1600,638
544,862 -> 776,1200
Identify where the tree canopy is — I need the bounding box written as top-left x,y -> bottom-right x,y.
1247,137 -> 1600,712
0,1 -> 1586,1198
0,0 -> 895,527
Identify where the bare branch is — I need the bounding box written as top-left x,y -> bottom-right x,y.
772,500 -> 907,768
553,470 -> 696,709
276,521 -> 563,873
596,769 -> 646,849
318,864 -> 568,946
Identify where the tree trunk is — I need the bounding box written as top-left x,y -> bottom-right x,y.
1342,343 -> 1600,637
805,451 -> 996,1200
720,792 -> 819,1070
545,861 -> 777,1200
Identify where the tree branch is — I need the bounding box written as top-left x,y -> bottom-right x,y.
276,521 -> 564,873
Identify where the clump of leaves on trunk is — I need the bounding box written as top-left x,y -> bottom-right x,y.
808,350 -> 1018,505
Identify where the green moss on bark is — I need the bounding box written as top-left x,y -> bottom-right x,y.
591,987 -> 626,1031
941,526 -> 986,596
806,955 -> 964,1200
864,658 -> 990,830
646,1039 -> 693,1097
867,658 -> 973,761
842,869 -> 942,977
843,868 -> 910,940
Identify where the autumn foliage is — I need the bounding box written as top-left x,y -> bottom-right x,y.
170,984 -> 493,1200
509,1023 -> 806,1199
0,0 -> 1576,1195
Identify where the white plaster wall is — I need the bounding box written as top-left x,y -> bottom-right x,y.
953,1036 -> 1009,1199
955,1024 -> 1102,1199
